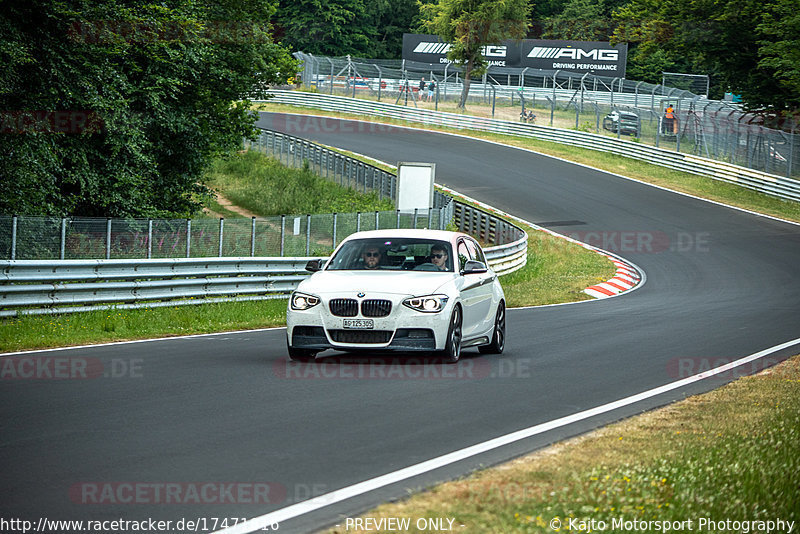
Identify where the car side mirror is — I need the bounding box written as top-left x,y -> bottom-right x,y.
461,260 -> 488,275
305,259 -> 323,272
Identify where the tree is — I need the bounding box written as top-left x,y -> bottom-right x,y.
0,0 -> 296,217
542,0 -> 618,41
612,0 -> 800,112
274,0 -> 372,57
274,0 -> 419,59
756,0 -> 800,112
420,0 -> 531,110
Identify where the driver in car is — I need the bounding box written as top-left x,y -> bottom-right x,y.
361,245 -> 383,269
430,244 -> 449,271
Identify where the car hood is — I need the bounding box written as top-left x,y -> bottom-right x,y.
298,270 -> 455,297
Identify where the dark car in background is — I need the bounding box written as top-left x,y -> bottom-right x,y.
603,110 -> 640,136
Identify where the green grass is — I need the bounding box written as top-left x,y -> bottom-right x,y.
328,355 -> 800,534
502,229 -> 613,307
255,102 -> 800,223
204,150 -> 394,216
0,300 -> 288,352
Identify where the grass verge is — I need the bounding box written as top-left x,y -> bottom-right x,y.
328,354 -> 800,533
0,300 -> 288,352
254,102 -> 800,224
204,149 -> 394,216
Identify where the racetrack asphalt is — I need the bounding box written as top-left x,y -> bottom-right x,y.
1,113 -> 799,533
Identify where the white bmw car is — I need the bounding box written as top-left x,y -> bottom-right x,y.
286,229 -> 506,363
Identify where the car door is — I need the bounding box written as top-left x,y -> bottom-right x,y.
464,238 -> 495,335
456,238 -> 493,339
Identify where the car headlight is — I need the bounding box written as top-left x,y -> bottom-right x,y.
290,291 -> 320,311
402,294 -> 449,313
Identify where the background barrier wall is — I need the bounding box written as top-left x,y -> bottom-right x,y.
292,52 -> 799,180
260,90 -> 800,202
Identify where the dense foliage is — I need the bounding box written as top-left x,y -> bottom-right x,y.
273,0 -> 420,60
0,0 -> 296,217
419,0 -> 531,110
613,0 -> 800,111
2,0 -> 797,217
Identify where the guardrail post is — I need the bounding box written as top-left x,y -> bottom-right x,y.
106,218 -> 112,259
10,215 -> 17,260
427,208 -> 432,229
147,219 -> 153,259
413,208 -> 418,229
375,211 -> 380,230
306,214 -> 311,256
218,218 -> 224,257
332,213 -> 338,248
551,70 -> 559,126
377,65 -> 382,101
186,219 -> 191,258
396,210 -> 400,229
788,117 -> 796,179
60,218 -> 66,260
280,215 -> 285,256
251,217 -> 256,257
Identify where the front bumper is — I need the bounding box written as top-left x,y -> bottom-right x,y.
287,297 -> 451,352
290,325 -> 438,352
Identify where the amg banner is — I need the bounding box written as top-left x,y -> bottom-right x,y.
403,34 -> 627,77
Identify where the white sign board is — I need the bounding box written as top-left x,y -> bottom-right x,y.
396,162 -> 435,212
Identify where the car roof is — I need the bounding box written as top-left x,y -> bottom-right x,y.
339,228 -> 470,244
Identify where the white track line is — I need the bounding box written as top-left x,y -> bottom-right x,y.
213,337 -> 800,534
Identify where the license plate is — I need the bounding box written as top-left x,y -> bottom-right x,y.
343,319 -> 374,329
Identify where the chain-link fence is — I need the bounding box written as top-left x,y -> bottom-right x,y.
294,53 -> 798,179
0,208 -> 457,261
0,129 -> 462,260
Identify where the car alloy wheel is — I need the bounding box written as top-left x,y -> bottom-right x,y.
479,301 -> 505,354
442,305 -> 462,363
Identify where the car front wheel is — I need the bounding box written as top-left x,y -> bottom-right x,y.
441,305 -> 462,363
479,301 -> 505,354
287,342 -> 317,362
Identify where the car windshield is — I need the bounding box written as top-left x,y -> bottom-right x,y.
326,238 -> 455,272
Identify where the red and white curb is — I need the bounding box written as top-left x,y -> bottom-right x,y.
583,255 -> 642,299
436,185 -> 644,300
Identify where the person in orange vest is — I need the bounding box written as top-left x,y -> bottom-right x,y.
665,105 -> 677,134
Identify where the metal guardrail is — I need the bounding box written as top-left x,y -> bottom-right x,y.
0,257 -> 321,318
0,218 -> 526,317
261,90 -> 800,202
0,133 -> 527,316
